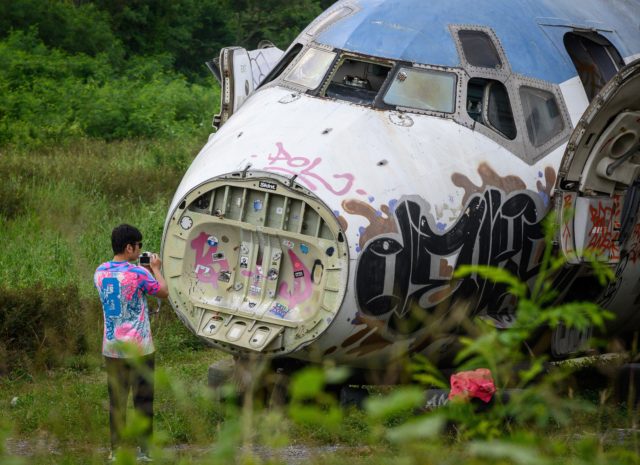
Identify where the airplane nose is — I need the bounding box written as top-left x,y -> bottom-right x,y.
162,170 -> 349,355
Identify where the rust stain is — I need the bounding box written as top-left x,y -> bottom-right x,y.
341,327 -> 372,348
428,284 -> 454,304
342,199 -> 398,249
339,312 -> 391,355
536,166 -> 557,199
345,330 -> 393,357
323,346 -> 337,356
439,259 -> 453,278
452,162 -> 526,205
337,215 -> 348,232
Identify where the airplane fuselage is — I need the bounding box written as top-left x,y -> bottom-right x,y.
162,0 -> 640,369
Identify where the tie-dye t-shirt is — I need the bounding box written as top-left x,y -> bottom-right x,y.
94,261 -> 160,358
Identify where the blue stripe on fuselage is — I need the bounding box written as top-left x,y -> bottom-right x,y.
315,0 -> 640,84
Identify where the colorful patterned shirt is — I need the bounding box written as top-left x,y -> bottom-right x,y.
94,261 -> 160,358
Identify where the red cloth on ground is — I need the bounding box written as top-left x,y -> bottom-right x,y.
448,368 -> 496,403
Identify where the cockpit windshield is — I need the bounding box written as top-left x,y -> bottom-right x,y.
324,58 -> 392,105
283,47 -> 337,90
383,67 -> 457,113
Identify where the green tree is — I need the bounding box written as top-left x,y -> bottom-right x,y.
0,0 -> 123,61
227,0 -> 323,49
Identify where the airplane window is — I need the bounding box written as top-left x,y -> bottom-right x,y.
467,78 -> 516,140
324,58 -> 392,105
458,30 -> 502,69
564,32 -> 625,102
284,48 -> 337,90
520,87 -> 564,147
258,43 -> 303,88
383,67 -> 457,113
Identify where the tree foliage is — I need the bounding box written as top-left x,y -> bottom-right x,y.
0,0 -> 334,78
0,0 -> 337,146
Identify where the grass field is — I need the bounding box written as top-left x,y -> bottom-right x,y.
1,137 -> 640,465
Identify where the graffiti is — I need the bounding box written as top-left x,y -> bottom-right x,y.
452,162 -> 526,205
342,199 -> 398,251
249,50 -> 275,88
278,249 -> 313,309
587,198 -> 620,260
191,232 -> 230,288
354,188 -> 546,335
628,223 -> 640,264
536,167 -> 557,207
562,193 -> 574,249
262,142 -> 355,195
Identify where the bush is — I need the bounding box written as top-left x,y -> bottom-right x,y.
0,284 -> 97,375
0,30 -> 217,148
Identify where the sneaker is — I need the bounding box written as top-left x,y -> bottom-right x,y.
136,448 -> 153,463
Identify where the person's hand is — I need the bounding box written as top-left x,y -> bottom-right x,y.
150,253 -> 162,272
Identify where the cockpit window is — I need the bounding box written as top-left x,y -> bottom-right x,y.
283,48 -> 337,90
324,58 -> 392,105
467,77 -> 516,140
259,43 -> 303,88
383,67 -> 457,113
520,87 -> 564,147
458,30 -> 502,69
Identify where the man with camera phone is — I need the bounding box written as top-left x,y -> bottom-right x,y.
94,224 -> 169,462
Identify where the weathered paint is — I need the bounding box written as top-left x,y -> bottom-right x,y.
162,0 -> 640,368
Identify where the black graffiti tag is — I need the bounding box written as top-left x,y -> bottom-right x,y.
355,189 -> 546,335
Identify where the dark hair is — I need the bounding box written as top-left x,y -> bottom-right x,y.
111,224 -> 142,254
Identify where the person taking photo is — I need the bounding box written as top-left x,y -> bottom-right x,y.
94,224 -> 169,462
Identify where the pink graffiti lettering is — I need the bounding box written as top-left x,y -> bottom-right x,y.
278,249 -> 313,308
191,232 -> 230,288
587,200 -> 620,260
263,142 -> 355,196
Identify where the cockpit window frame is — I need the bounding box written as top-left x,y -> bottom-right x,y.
283,47 -> 339,91
315,52 -> 396,107
379,63 -> 464,119
451,24 -> 572,164
450,25 -> 512,75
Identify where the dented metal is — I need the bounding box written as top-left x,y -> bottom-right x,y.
163,0 -> 640,369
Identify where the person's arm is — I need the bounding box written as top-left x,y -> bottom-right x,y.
149,254 -> 169,299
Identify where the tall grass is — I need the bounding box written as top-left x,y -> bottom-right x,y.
0,135 -> 209,374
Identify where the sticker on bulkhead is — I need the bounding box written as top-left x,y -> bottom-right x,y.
218,271 -> 231,283
269,303 -> 289,318
240,256 -> 249,268
207,236 -> 218,247
253,199 -> 263,212
282,240 -> 294,249
300,244 -> 309,254
267,268 -> 279,280
294,270 -> 304,279
180,216 -> 193,230
249,285 -> 261,295
259,181 -> 277,191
